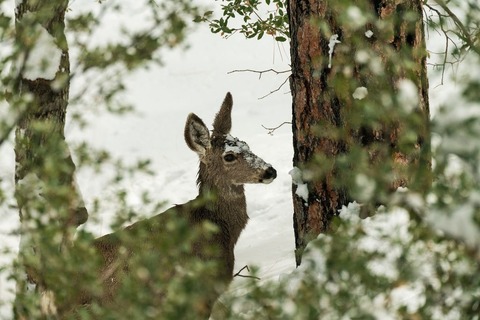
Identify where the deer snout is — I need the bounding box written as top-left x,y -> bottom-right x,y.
261,166 -> 277,184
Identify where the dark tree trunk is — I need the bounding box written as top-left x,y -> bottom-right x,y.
287,0 -> 430,266
13,1 -> 87,317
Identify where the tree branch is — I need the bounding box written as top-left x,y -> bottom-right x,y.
258,75 -> 290,99
432,0 -> 480,56
424,3 -> 466,85
233,265 -> 261,280
227,68 -> 291,99
227,68 -> 291,79
262,121 -> 291,135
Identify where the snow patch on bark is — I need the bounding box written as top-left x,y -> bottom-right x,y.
289,167 -> 309,203
328,34 -> 341,69
20,13 -> 62,81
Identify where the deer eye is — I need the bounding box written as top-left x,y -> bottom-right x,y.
223,153 -> 237,162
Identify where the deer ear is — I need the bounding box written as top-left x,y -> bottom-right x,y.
185,113 -> 211,156
212,92 -> 233,136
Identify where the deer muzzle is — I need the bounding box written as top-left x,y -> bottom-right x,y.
260,166 -> 277,184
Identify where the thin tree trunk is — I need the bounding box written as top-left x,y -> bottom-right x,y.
288,0 -> 430,266
13,1 -> 87,317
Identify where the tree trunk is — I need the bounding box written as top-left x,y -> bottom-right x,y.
13,1 -> 87,317
287,0 -> 430,266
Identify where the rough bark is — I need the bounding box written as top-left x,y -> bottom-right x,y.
13,1 -> 87,317
288,0 -> 430,266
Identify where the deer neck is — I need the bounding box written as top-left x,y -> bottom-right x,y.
197,164 -> 248,244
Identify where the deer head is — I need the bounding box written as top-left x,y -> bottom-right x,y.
184,92 -> 277,191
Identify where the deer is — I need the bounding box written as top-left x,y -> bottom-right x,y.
62,92 -> 277,318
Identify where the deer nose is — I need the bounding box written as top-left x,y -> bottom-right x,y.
262,166 -> 277,182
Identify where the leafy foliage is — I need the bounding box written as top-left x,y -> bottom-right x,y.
195,0 -> 289,40
217,205 -> 480,319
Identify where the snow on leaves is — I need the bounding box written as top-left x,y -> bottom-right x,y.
282,203 -> 479,319
397,79 -> 419,112
353,86 -> 368,100
365,30 -> 374,38
226,200 -> 479,319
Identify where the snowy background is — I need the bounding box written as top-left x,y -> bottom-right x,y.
0,0 -> 470,318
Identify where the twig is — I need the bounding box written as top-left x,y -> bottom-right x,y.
233,265 -> 261,280
227,68 -> 291,99
262,121 -> 291,135
258,75 -> 291,100
424,3 -> 465,86
227,68 -> 290,80
432,0 -> 480,56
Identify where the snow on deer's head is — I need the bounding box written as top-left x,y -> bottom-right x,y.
184,92 -> 277,189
